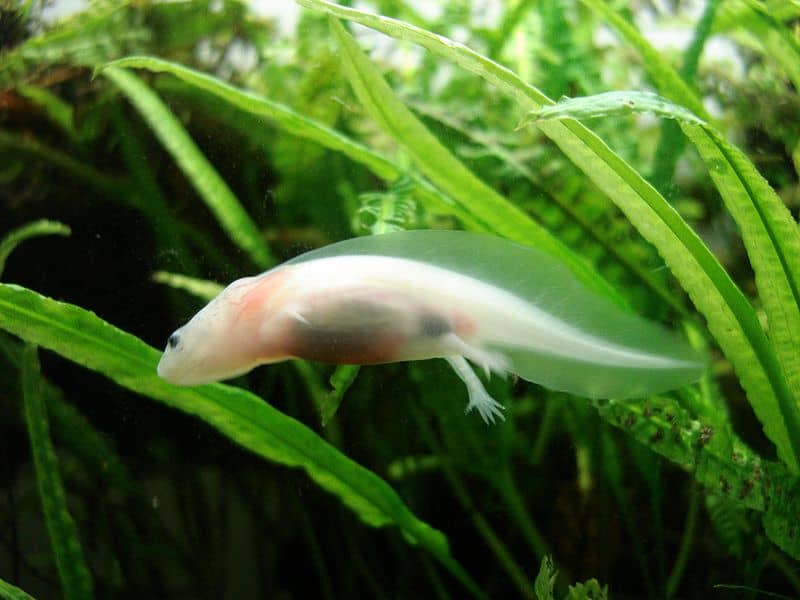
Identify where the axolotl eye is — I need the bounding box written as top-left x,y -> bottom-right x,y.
167,333 -> 180,349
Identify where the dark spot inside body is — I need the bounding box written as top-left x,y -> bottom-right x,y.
286,298 -> 411,364
419,314 -> 450,338
624,414 -> 637,429
720,475 -> 731,494
650,429 -> 664,444
168,333 -> 180,348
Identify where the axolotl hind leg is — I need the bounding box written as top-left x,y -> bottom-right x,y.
445,356 -> 506,424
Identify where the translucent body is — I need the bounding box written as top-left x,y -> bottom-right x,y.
157,230 -> 704,422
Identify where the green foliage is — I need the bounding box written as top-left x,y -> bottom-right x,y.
525,90 -> 800,471
0,577 -> 34,600
102,67 -> 273,269
534,556 -> 608,600
0,281 -> 483,597
22,344 -> 94,599
0,220 -> 70,278
2,0 -> 799,597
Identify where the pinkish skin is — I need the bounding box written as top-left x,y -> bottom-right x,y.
157,256 -> 508,423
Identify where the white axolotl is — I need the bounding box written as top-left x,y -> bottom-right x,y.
157,230 -> 704,423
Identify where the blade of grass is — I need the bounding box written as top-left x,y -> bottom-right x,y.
323,365 -> 360,426
101,56 -> 483,232
151,270 -> 223,300
0,129 -> 123,195
0,579 -> 33,600
22,344 -> 94,600
576,0 -> 711,121
412,404 -> 535,599
716,0 -> 800,92
409,99 -> 687,316
111,109 -> 197,273
0,577 -> 34,600
295,0 -> 800,473
329,17 -> 624,305
17,84 -> 77,141
553,5 -> 800,397
0,220 -> 71,278
651,0 -> 722,193
101,67 -> 273,269
525,91 -> 800,468
0,282 -> 483,599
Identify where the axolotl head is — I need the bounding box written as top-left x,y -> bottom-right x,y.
157,270 -> 293,385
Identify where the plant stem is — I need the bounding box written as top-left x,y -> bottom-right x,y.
413,406 -> 535,599
665,483 -> 699,598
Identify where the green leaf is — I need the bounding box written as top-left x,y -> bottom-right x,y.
681,124 -> 800,411
102,56 -> 399,181
101,67 -> 273,269
651,0 -> 722,192
596,396 -> 800,559
22,344 -> 94,600
295,0 -> 800,472
0,577 -> 35,600
576,0 -> 711,121
762,470 -> 800,561
526,90 -> 800,470
0,220 -> 71,278
17,84 -> 76,140
715,0 -> 800,92
151,270 -> 223,301
328,17 -> 625,305
100,56 -> 460,232
0,4 -> 147,89
0,129 -> 122,195
566,579 -> 608,600
533,556 -> 557,600
0,282 -> 483,598
323,365 -> 360,426
520,91 -> 705,127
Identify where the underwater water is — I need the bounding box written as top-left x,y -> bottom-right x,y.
1,1 -> 799,598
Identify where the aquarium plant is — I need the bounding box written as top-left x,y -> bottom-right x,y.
0,0 -> 799,598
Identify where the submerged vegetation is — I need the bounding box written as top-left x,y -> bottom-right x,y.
1,0 -> 799,597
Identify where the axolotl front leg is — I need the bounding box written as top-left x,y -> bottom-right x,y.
272,293 -> 508,424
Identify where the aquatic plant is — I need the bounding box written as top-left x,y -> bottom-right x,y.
1,0 -> 798,597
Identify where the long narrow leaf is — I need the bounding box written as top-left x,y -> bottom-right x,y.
105,54 -> 622,303
0,220 -> 71,278
102,67 -> 273,268
101,56 -> 483,234
650,0 -> 722,192
295,0 -> 800,472
328,18 -> 624,304
572,1 -> 800,392
0,577 -> 35,600
527,90 -> 800,468
22,344 -> 94,600
0,282 -> 483,598
577,0 -> 711,121
0,130 -> 123,195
